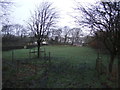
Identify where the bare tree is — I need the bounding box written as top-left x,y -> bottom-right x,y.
2,24 -> 28,37
75,1 -> 120,73
70,28 -> 82,45
1,24 -> 14,36
56,28 -> 62,43
63,26 -> 71,44
13,24 -> 28,37
0,0 -> 13,24
28,1 -> 59,58
51,28 -> 62,42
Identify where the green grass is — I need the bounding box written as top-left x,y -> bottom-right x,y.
2,45 -> 110,64
2,45 -> 118,88
43,45 -> 111,67
2,48 -> 37,60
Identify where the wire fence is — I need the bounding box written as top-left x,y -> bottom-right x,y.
2,47 -> 52,88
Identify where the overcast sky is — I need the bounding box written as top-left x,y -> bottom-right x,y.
11,0 -> 97,28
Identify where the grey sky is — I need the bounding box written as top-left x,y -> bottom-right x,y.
11,0 -> 97,28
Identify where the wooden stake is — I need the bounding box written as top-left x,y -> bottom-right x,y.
49,52 -> 51,67
16,60 -> 19,74
29,49 -> 31,59
44,52 -> 46,60
12,50 -> 14,62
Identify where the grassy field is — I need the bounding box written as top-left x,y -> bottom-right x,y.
2,45 -> 118,88
2,45 -> 110,64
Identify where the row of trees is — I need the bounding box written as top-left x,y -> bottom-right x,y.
1,24 -> 85,46
48,26 -> 83,45
2,24 -> 27,37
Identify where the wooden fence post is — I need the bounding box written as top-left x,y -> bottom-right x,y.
29,49 -> 31,59
12,50 -> 14,62
34,48 -> 35,56
34,61 -> 37,75
95,57 -> 103,75
49,52 -> 51,67
44,52 -> 46,61
16,60 -> 19,75
44,48 -> 45,52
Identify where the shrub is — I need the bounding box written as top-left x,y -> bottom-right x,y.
2,45 -> 37,51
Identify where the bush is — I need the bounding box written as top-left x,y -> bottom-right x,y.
26,45 -> 37,49
2,45 -> 37,51
2,46 -> 24,51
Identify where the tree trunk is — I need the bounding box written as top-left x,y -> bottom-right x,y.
64,38 -> 66,44
118,50 -> 120,88
109,54 -> 115,73
71,40 -> 74,45
64,35 -> 67,44
37,45 -> 40,58
37,40 -> 40,58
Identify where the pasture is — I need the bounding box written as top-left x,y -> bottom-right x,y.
2,45 -> 118,88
